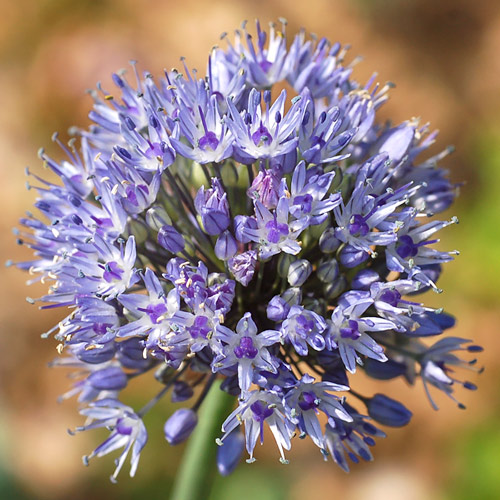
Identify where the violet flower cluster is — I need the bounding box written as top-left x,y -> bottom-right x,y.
13,20 -> 482,481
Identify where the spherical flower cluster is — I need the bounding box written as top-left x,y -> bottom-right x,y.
13,19 -> 482,480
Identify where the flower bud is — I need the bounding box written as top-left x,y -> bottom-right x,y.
220,375 -> 241,396
366,394 -> 412,427
317,259 -> 339,283
195,179 -> 230,235
247,167 -> 281,209
160,140 -> 176,167
321,368 -> 349,387
171,381 -> 194,403
363,358 -> 407,380
146,205 -> 171,231
125,218 -> 149,244
339,244 -> 369,268
319,228 -> 341,253
302,297 -> 324,316
351,269 -> 379,290
267,295 -> 290,321
278,149 -> 298,174
228,250 -> 257,286
201,209 -> 230,236
164,408 -> 198,445
217,429 -> 245,476
75,342 -> 115,364
287,259 -> 312,286
281,287 -> 302,307
215,230 -> 237,260
157,225 -> 185,254
277,253 -> 295,278
87,367 -> 128,391
154,364 -> 175,384
234,215 -> 257,243
117,337 -> 151,370
378,123 -> 414,162
324,276 -> 347,300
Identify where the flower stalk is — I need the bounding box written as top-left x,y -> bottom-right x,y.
170,380 -> 234,500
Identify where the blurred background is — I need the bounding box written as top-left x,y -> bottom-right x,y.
1,0 -> 500,499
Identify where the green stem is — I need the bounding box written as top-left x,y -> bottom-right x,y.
254,261 -> 265,298
170,379 -> 235,500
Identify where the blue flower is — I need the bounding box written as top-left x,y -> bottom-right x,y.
170,93 -> 234,164
419,337 -> 483,410
327,298 -> 395,373
117,268 -> 180,339
225,20 -> 293,89
195,178 -> 231,235
220,390 -> 293,463
242,198 -> 305,259
324,403 -> 386,472
58,362 -> 127,403
228,250 -> 258,286
284,373 -> 351,448
247,164 -> 282,209
280,305 -> 327,356
385,208 -> 458,290
226,89 -> 306,164
286,161 -> 342,229
298,104 -> 355,164
287,35 -> 352,99
61,234 -> 140,301
75,399 -> 148,482
14,20 -> 479,480
213,313 -> 280,393
333,160 -> 413,267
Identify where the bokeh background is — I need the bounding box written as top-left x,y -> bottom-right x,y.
1,0 -> 500,499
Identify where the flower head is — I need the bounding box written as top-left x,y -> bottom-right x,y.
14,20 -> 478,481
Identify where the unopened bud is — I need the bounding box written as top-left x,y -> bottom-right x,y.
267,295 -> 290,321
317,259 -> 339,283
351,269 -> 379,290
287,259 -> 312,286
146,205 -> 171,231
88,367 -> 128,391
277,253 -> 295,278
339,244 -> 369,268
158,225 -> 185,254
164,408 -> 198,445
281,287 -> 302,307
217,429 -> 245,476
215,231 -> 237,260
319,228 -> 341,253
324,276 -> 347,300
366,394 -> 412,427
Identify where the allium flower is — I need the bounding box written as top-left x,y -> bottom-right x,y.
74,399 -> 147,483
214,312 -> 280,393
284,373 -> 351,448
220,390 -> 293,464
327,297 -> 394,373
324,403 -> 386,472
226,88 -> 306,163
14,19 -> 481,482
280,305 -> 327,355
